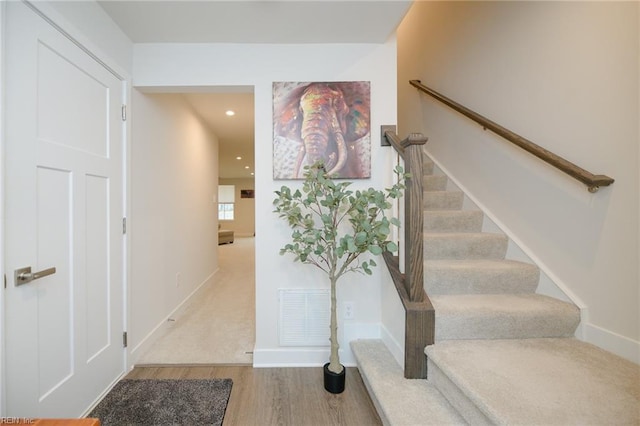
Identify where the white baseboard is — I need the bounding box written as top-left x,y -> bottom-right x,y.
254,323 -> 380,368
425,149 -> 639,365
253,348 -> 336,368
128,269 -> 219,366
424,149 -> 586,310
583,323 -> 640,364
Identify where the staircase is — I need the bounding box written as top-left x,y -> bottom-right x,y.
352,152 -> 640,425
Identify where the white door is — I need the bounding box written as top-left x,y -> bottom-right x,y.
4,2 -> 125,417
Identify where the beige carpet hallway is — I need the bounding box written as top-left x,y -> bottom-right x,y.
137,237 -> 255,365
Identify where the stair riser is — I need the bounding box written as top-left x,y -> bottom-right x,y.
424,211 -> 483,233
423,159 -> 435,175
433,314 -> 579,340
427,358 -> 493,426
424,191 -> 463,210
423,175 -> 448,191
425,262 -> 539,295
424,234 -> 508,260
430,295 -> 580,341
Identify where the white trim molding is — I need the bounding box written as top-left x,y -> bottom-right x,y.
583,323 -> 640,365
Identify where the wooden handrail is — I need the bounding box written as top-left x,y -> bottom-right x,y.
409,80 -> 614,193
382,128 -> 433,379
385,131 -> 427,303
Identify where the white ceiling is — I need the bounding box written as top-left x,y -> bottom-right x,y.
183,91 -> 256,180
98,1 -> 413,178
98,1 -> 413,44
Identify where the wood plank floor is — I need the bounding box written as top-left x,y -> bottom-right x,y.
125,365 -> 382,426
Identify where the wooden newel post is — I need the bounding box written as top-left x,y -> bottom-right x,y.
382,128 -> 433,379
402,133 -> 428,303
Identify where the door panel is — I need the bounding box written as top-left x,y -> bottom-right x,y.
86,174 -> 110,360
4,2 -> 125,417
35,166 -> 73,400
37,40 -> 109,158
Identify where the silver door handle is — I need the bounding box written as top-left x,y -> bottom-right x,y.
14,266 -> 56,286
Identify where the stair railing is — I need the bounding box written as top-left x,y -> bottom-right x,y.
381,127 -> 433,379
409,80 -> 614,193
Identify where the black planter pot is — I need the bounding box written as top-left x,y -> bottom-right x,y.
323,363 -> 346,394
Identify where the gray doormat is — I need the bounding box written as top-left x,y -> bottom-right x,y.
88,378 -> 232,425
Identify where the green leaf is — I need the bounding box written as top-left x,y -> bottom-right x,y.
363,264 -> 372,275
386,241 -> 398,252
368,245 -> 383,255
273,156 -> 407,278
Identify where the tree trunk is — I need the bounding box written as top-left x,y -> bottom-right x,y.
328,276 -> 343,374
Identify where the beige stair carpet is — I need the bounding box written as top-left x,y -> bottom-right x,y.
137,237 -> 255,365
426,338 -> 640,425
353,152 -> 611,426
351,339 -> 465,426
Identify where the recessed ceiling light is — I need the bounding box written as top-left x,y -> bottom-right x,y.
236,156 -> 242,160
250,172 -> 254,176
225,110 -> 235,116
244,166 -> 250,169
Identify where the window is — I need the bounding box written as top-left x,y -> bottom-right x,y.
218,185 -> 235,220
218,203 -> 234,220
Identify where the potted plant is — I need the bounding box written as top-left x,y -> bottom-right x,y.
273,162 -> 407,393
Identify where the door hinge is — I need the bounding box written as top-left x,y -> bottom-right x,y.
123,331 -> 128,348
122,217 -> 127,234
3,274 -> 6,289
121,104 -> 127,121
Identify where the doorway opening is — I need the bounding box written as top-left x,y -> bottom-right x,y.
132,87 -> 256,365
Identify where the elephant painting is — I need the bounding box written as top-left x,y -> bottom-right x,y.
273,81 -> 371,179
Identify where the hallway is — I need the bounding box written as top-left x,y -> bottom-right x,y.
137,237 -> 255,365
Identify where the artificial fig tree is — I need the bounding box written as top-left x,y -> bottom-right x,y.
273,162 -> 408,379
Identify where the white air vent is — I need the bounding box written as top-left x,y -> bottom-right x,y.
279,289 -> 330,347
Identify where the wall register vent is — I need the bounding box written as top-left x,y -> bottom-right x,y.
278,289 -> 330,347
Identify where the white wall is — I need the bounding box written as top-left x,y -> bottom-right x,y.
44,1 -> 133,73
134,41 -> 399,366
398,1 -> 639,362
129,91 -> 219,361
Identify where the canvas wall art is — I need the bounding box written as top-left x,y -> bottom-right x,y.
273,81 -> 371,179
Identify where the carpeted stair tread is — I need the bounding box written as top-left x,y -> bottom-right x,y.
425,259 -> 539,295
430,294 -> 580,340
350,150 -> 619,426
351,339 -> 465,426
424,191 -> 464,210
423,174 -> 448,191
424,210 -> 484,233
424,233 -> 508,260
425,338 -> 640,425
